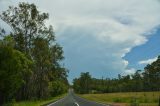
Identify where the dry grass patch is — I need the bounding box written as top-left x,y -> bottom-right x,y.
79,92 -> 160,106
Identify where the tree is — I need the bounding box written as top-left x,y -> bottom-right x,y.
73,72 -> 92,94
143,56 -> 160,91
0,2 -> 68,101
0,36 -> 32,104
0,27 -> 5,37
0,2 -> 55,100
132,70 -> 143,92
0,2 -> 54,54
31,38 -> 52,98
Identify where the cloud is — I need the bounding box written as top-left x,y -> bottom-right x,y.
1,0 -> 160,82
138,57 -> 157,65
125,68 -> 136,74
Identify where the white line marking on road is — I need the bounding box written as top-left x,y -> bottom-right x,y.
47,97 -> 65,106
74,102 -> 79,106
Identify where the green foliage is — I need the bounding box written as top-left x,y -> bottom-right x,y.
3,94 -> 66,106
73,56 -> 160,94
0,37 -> 32,104
73,72 -> 92,94
2,36 -> 15,47
0,2 -> 54,53
49,80 -> 68,97
0,27 -> 5,37
143,56 -> 160,91
31,38 -> 51,99
0,2 -> 68,105
130,97 -> 139,106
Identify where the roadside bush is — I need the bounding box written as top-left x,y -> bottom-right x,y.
49,80 -> 68,97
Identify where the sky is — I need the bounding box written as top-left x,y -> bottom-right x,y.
1,0 -> 160,83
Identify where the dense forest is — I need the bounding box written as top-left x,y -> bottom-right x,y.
73,56 -> 160,94
0,2 -> 68,105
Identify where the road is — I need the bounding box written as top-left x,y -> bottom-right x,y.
48,89 -> 109,106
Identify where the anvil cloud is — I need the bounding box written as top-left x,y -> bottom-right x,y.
1,0 -> 160,82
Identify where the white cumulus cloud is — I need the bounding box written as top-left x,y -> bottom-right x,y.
1,0 -> 160,81
125,68 -> 136,75
138,57 -> 158,65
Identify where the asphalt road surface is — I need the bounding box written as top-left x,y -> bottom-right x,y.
48,90 -> 110,106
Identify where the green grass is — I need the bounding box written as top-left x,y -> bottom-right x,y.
79,92 -> 160,106
4,94 -> 66,106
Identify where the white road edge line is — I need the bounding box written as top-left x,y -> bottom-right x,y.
74,102 -> 79,106
47,97 -> 65,106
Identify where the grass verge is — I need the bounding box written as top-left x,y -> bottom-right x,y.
4,94 -> 66,106
78,92 -> 160,106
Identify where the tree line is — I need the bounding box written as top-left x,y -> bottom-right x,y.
73,57 -> 160,94
0,2 -> 68,105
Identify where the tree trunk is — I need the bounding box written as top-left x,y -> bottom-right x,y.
0,92 -> 4,105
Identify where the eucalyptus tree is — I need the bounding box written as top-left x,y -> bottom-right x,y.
0,2 -> 68,100
0,2 -> 54,54
143,56 -> 160,91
